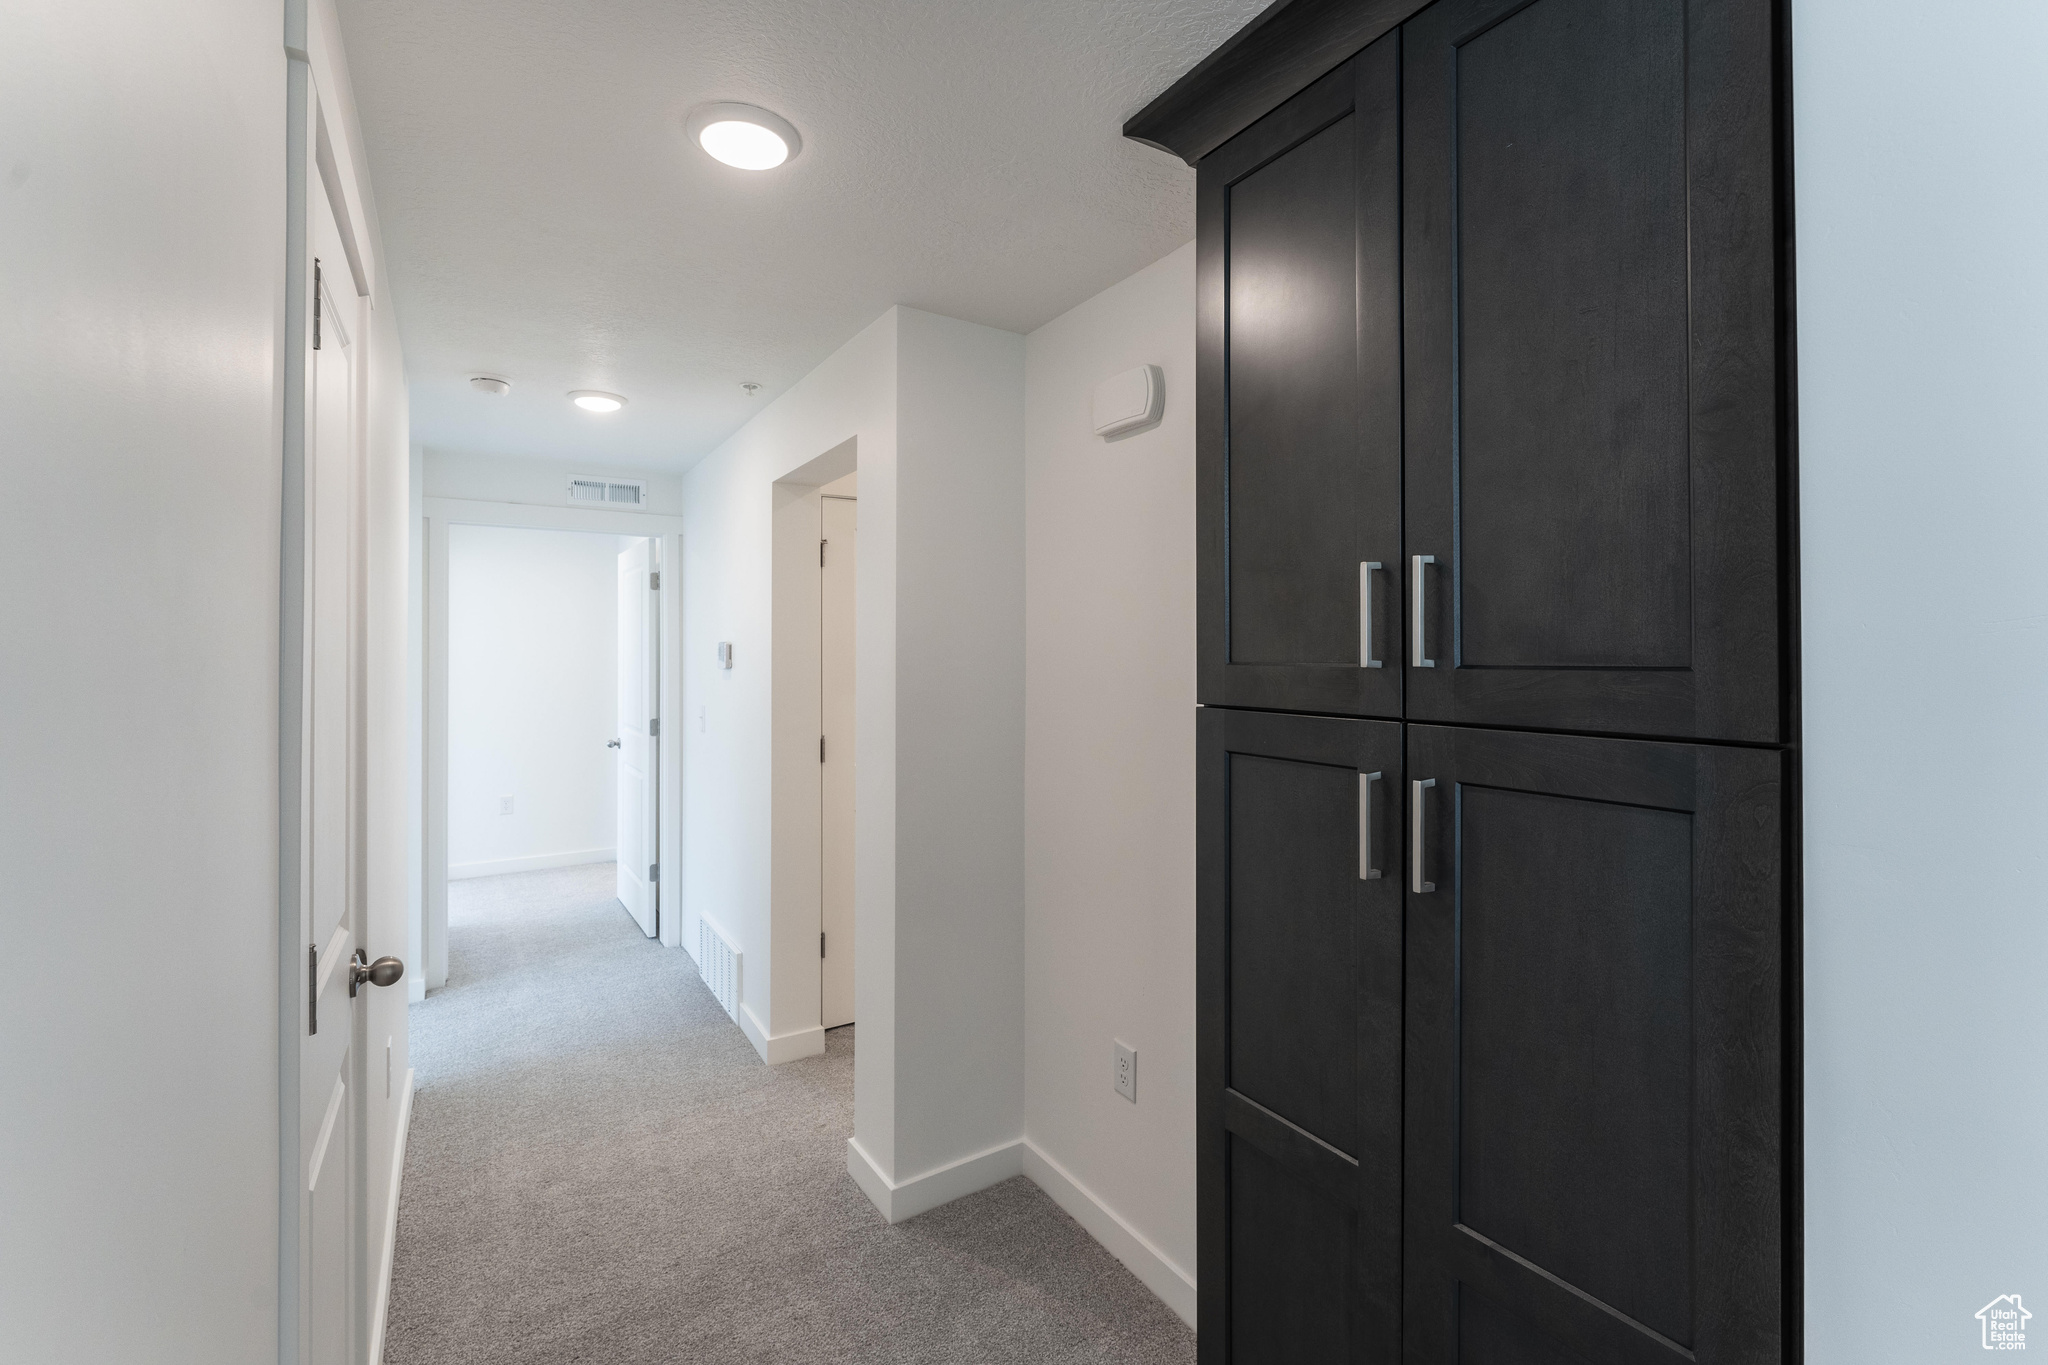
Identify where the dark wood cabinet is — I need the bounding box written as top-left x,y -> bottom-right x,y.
1403,724 -> 1784,1365
1401,0 -> 1785,742
1152,0 -> 1795,1359
1198,708 -> 1403,1361
1198,33 -> 1403,719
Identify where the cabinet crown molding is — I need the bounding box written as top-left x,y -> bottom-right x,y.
1122,0 -> 1433,164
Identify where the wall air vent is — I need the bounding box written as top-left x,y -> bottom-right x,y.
697,917 -> 742,1022
568,477 -> 647,508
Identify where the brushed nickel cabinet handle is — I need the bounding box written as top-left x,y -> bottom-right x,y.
1359,771 -> 1383,880
1360,562 -> 1383,668
1412,555 -> 1436,668
1411,778 -> 1436,894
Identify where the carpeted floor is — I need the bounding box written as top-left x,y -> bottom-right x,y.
382,863 -> 1195,1365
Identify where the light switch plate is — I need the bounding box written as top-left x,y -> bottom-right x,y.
1113,1040 -> 1137,1103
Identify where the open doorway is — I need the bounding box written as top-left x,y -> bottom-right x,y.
754,438 -> 858,1063
441,523 -> 661,956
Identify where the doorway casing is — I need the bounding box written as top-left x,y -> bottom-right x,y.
418,495 -> 687,992
763,437 -> 859,1062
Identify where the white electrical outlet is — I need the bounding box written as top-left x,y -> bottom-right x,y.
499,795 -> 514,815
1113,1040 -> 1137,1103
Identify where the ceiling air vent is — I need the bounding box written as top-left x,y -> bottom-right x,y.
568,477 -> 646,509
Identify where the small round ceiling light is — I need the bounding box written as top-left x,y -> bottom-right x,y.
569,390 -> 627,413
686,103 -> 801,170
469,374 -> 512,396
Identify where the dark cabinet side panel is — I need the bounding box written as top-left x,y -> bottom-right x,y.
1198,33 -> 1403,718
1403,724 -> 1783,1365
1199,708 -> 1403,1364
1402,0 -> 1784,741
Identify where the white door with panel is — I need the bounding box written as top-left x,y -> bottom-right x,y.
616,539 -> 659,937
301,167 -> 363,1365
821,496 -> 857,1028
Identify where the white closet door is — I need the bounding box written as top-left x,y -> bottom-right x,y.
616,539 -> 658,937
820,496 -> 857,1028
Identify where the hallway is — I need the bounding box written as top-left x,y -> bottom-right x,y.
383,865 -> 1194,1365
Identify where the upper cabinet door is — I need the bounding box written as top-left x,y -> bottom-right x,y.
1402,0 -> 1785,742
1198,34 -> 1403,719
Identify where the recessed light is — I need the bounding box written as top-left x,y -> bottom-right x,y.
686,103 -> 801,170
469,374 -> 512,396
569,390 -> 626,413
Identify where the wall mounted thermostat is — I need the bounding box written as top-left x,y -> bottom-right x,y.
717,641 -> 733,669
1093,364 -> 1164,439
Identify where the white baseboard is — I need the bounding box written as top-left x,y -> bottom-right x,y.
1022,1139 -> 1196,1328
846,1136 -> 1025,1224
369,1067 -> 416,1364
738,1001 -> 826,1065
840,1131 -> 1194,1325
448,847 -> 615,880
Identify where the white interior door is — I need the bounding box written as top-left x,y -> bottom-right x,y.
821,496 -> 857,1028
302,173 -> 360,1365
616,539 -> 658,937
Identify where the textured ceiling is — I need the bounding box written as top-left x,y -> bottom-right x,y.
337,0 -> 1267,470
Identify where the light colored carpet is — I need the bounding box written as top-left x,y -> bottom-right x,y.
383,863 -> 1195,1365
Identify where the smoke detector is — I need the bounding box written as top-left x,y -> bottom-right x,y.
469,374 -> 512,396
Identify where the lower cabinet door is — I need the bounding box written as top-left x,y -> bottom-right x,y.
1402,724 -> 1784,1365
1198,707 -> 1404,1364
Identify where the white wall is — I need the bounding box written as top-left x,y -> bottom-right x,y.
679,307 -> 1030,1203
890,309 -> 1028,1179
0,0 -> 409,1359
427,447 -> 685,514
0,7 -> 283,1359
1795,3 -> 2048,1360
1022,243 -> 1198,1318
446,524 -> 620,877
682,312 -> 897,1068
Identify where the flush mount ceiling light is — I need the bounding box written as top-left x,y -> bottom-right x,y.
569,390 -> 626,413
686,102 -> 801,170
469,374 -> 512,396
